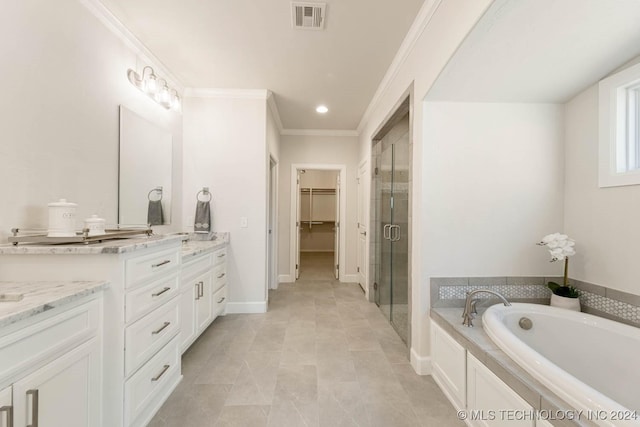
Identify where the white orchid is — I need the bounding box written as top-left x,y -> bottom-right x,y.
537,233 -> 575,262
538,233 -> 579,297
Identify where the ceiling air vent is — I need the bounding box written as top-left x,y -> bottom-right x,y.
291,2 -> 326,30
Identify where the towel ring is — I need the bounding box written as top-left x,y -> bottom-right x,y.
148,187 -> 163,201
197,187 -> 212,202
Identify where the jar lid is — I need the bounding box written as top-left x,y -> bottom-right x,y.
48,198 -> 78,207
85,214 -> 105,223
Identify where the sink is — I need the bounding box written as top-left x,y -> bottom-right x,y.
0,293 -> 24,302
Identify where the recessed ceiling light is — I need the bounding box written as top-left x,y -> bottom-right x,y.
316,105 -> 328,114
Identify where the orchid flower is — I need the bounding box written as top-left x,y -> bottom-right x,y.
537,233 -> 575,262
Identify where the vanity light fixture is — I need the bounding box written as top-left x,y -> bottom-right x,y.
316,105 -> 329,114
127,66 -> 181,112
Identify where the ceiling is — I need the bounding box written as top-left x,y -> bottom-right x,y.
426,0 -> 640,103
100,0 -> 425,130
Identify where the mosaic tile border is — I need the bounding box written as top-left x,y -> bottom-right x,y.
431,277 -> 640,327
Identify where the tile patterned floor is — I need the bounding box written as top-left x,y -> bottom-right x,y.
149,253 -> 462,427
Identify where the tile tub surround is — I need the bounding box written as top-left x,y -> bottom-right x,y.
431,308 -> 588,427
431,277 -> 640,328
0,234 -> 183,255
0,280 -> 108,327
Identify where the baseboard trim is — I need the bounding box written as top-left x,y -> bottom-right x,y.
279,274 -> 294,283
410,347 -> 432,375
225,301 -> 267,314
341,274 -> 359,283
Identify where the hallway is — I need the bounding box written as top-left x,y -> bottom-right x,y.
149,265 -> 461,426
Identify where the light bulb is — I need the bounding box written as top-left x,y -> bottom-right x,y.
172,94 -> 181,112
160,85 -> 171,105
316,105 -> 328,114
145,74 -> 158,94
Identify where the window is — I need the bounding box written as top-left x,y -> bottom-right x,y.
599,61 -> 640,187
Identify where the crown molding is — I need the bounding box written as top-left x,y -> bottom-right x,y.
78,0 -> 184,91
266,92 -> 284,133
356,0 -> 443,135
184,88 -> 271,100
281,129 -> 359,137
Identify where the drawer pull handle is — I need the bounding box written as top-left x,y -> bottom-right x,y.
152,287 -> 171,297
152,321 -> 171,335
151,364 -> 170,382
0,405 -> 13,427
198,281 -> 204,298
152,260 -> 171,268
195,282 -> 200,300
217,273 -> 225,279
217,297 -> 226,304
217,253 -> 226,258
26,389 -> 38,427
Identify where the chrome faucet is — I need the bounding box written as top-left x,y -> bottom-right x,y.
462,289 -> 511,327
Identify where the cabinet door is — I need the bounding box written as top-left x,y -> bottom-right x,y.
179,283 -> 197,353
0,386 -> 12,427
467,353 -> 534,427
431,322 -> 466,410
196,272 -> 213,332
13,338 -> 100,427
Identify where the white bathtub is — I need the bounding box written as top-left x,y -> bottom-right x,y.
483,303 -> 640,427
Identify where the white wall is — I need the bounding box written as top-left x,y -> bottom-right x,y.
183,95 -> 269,311
565,84 -> 640,295
0,0 -> 183,241
423,102 -> 565,275
356,0 -> 493,372
277,135 -> 359,281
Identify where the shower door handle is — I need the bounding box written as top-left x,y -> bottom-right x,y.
390,225 -> 401,242
383,224 -> 391,240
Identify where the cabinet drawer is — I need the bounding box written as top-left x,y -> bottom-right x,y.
212,263 -> 227,293
124,336 -> 180,427
125,273 -> 179,323
125,297 -> 180,377
125,247 -> 180,289
212,285 -> 227,318
0,299 -> 100,383
181,253 -> 213,282
212,248 -> 227,267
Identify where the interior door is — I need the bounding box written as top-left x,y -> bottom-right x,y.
357,163 -> 367,289
334,174 -> 341,279
295,171 -> 301,280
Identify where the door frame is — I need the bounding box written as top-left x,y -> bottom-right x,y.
289,163 -> 347,281
267,155 -> 279,291
356,159 -> 369,296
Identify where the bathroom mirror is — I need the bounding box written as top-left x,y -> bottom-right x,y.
118,106 -> 172,225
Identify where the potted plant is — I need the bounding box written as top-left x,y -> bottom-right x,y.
537,233 -> 580,311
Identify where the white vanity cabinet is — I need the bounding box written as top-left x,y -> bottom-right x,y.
0,237 -> 183,427
0,296 -> 102,427
179,247 -> 227,353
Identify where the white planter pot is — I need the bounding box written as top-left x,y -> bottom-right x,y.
550,294 -> 581,311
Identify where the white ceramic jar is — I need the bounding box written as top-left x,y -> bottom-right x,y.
47,199 -> 78,237
84,214 -> 106,236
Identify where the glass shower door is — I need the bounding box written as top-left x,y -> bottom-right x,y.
375,141 -> 394,322
373,115 -> 410,345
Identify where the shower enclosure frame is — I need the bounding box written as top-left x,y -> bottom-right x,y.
369,90 -> 413,349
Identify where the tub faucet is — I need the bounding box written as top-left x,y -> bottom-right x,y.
462,289 -> 511,327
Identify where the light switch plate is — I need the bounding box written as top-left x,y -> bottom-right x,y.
240,217 -> 248,228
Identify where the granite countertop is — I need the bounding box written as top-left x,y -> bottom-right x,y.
0,234 -> 183,255
181,232 -> 229,260
431,307 -> 595,427
0,280 -> 108,328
